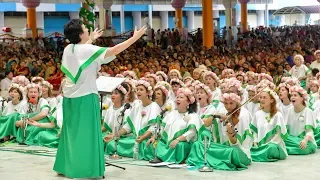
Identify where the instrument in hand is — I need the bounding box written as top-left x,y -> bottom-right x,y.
160,104 -> 172,118
102,104 -> 109,110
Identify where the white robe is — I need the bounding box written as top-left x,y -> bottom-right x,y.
0,77 -> 12,99
251,110 -> 288,156
2,100 -> 27,116
104,105 -> 128,133
285,107 -> 317,146
278,102 -> 293,119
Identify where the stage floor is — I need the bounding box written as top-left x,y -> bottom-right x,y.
0,144 -> 319,180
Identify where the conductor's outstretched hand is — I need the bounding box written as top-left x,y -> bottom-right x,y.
133,26 -> 147,39
90,28 -> 104,41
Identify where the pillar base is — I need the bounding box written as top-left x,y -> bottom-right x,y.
37,28 -> 44,38
22,28 -> 32,38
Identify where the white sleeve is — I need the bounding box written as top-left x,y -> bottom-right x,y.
122,123 -> 132,134
305,128 -> 314,140
230,135 -> 252,159
182,128 -> 196,142
39,99 -> 50,111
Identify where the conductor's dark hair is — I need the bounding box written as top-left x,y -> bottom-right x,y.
64,19 -> 84,44
188,101 -> 197,114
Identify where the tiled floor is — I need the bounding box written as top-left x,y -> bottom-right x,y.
0,144 -> 319,180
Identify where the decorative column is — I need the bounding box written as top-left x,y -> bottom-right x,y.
202,0 -> 213,48
222,0 -> 236,28
0,12 -> 4,29
171,0 -> 186,28
132,12 -> 142,28
120,5 -> 125,33
236,7 -> 241,26
96,0 -> 106,29
280,15 -> 286,26
103,1 -> 113,29
79,0 -> 95,30
187,11 -> 194,31
148,5 -> 153,28
160,11 -> 168,30
69,12 -> 80,19
239,0 -> 249,32
22,0 -> 40,38
257,10 -> 265,26
265,4 -> 269,27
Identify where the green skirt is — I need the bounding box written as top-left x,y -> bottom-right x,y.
284,135 -> 316,155
187,141 -> 251,171
36,128 -> 60,148
251,143 -> 287,162
16,113 -> 50,145
314,131 -> 320,148
53,93 -> 105,178
156,140 -> 191,164
0,113 -> 20,139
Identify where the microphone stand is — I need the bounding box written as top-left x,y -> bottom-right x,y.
198,124 -> 213,172
109,113 -> 124,160
149,113 -> 164,164
19,114 -> 29,146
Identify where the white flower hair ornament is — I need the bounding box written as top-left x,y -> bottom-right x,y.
246,71 -> 258,78
42,81 -> 53,90
307,79 -> 319,89
195,83 -> 213,100
25,83 -> 42,96
263,88 -> 278,100
156,71 -> 168,82
170,78 -> 184,87
116,84 -> 128,95
226,78 -> 242,91
154,84 -> 169,98
12,76 -> 30,87
220,93 -> 241,104
122,70 -> 137,80
285,77 -> 300,86
115,74 -> 125,78
222,69 -> 235,78
259,73 -> 273,82
294,54 -> 304,64
177,88 -> 195,104
169,69 -> 182,80
31,77 -> 44,83
204,71 -> 220,83
278,83 -> 292,90
236,71 -> 248,82
314,50 -> 320,56
146,74 -> 160,83
9,83 -> 24,96
289,86 -> 308,101
246,85 -> 256,93
281,77 -> 290,83
136,80 -> 153,97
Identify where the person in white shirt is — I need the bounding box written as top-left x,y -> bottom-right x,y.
0,71 -> 13,99
310,50 -> 320,71
53,19 -> 147,179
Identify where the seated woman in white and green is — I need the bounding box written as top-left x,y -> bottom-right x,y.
102,83 -> 130,155
41,81 -> 58,114
104,80 -> 161,158
0,83 -> 26,142
187,92 -> 252,171
145,88 -> 201,163
15,83 -> 51,145
250,88 -> 288,162
284,85 -> 318,155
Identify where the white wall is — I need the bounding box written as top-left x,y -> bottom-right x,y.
248,14 -> 257,28
4,16 -> 27,34
285,14 -> 301,25
152,16 -> 161,31
194,15 -> 202,28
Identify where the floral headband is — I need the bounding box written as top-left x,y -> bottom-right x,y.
220,93 -> 241,104
289,86 -> 308,101
226,78 -> 242,91
9,83 -> 24,95
116,84 -> 128,95
136,80 -> 153,97
122,70 -> 137,80
259,73 -> 273,82
308,80 -> 320,88
314,50 -> 320,56
195,83 -> 213,99
263,88 -> 278,100
154,84 -> 169,98
12,76 -> 30,87
257,79 -> 275,90
146,74 -> 159,83
221,69 -> 235,77
170,78 -> 184,87
191,80 -> 201,87
115,74 -> 124,78
285,77 -> 300,86
183,76 -> 194,82
236,71 -> 248,82
278,83 -> 292,90
204,71 -> 219,83
316,72 -> 320,80
169,69 -> 182,80
42,81 -> 53,90
246,71 -> 258,78
281,77 -> 290,83
156,81 -> 171,90
246,85 -> 256,92
25,83 -> 42,96
31,77 -> 44,83
177,88 -> 195,104
124,79 -> 136,92
156,71 -> 168,82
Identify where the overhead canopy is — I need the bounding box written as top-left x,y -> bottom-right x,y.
273,5 -> 320,15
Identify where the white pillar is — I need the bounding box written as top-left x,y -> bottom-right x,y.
187,11 -> 194,31
265,4 -> 269,27
107,8 -> 113,29
299,14 -> 306,25
213,10 -> 219,19
160,11 -> 168,30
0,12 -> 4,29
148,5 -> 153,28
120,5 -> 125,32
69,12 -> 79,19
257,10 -> 265,27
236,8 -> 241,26
132,11 -> 141,28
280,15 -> 286,26
36,12 -> 44,29
98,7 -> 106,29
